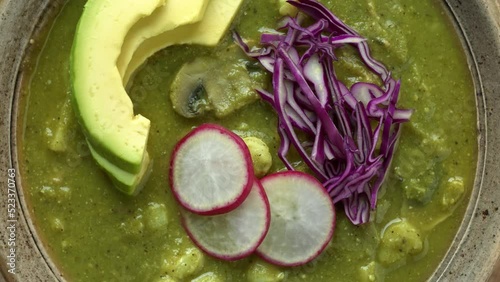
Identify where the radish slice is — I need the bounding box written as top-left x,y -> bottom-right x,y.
170,124 -> 254,215
257,171 -> 336,266
182,180 -> 270,260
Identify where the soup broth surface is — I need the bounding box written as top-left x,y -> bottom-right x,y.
18,0 -> 477,281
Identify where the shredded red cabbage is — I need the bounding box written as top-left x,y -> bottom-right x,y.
233,0 -> 412,225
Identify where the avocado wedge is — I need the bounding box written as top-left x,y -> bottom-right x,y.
116,0 -> 210,79
70,0 -> 163,191
70,0 -> 243,194
123,0 -> 244,84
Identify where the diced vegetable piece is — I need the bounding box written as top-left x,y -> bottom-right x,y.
144,202 -> 169,231
377,219 -> 423,265
191,272 -> 223,282
359,261 -> 383,282
182,180 -> 270,260
50,217 -> 65,232
247,261 -> 285,282
257,171 -> 335,266
243,137 -> 272,178
38,185 -> 72,203
120,215 -> 144,237
162,247 -> 205,280
170,124 -> 254,215
441,176 -> 465,209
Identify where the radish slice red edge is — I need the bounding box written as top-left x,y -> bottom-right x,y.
257,171 -> 336,267
182,179 -> 271,260
170,124 -> 254,215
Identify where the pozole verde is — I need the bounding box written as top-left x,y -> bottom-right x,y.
18,0 -> 476,281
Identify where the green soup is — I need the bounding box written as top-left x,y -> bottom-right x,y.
18,0 -> 477,281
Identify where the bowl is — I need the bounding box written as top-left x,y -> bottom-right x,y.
0,0 -> 499,281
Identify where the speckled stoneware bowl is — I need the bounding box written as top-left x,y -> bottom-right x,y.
0,0 -> 499,281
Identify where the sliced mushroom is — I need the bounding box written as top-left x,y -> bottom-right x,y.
169,58 -> 214,118
170,45 -> 268,119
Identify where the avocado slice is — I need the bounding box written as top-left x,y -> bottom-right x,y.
88,144 -> 152,195
70,0 -> 165,190
71,0 -> 243,194
169,57 -> 214,118
117,0 -> 210,79
123,0 -> 244,84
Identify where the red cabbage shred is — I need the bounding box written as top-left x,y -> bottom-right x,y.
233,0 -> 412,225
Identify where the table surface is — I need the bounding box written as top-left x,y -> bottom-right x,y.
490,258 -> 500,281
